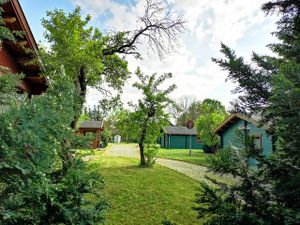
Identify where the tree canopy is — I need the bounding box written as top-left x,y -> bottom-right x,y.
195,1 -> 300,224
130,68 -> 176,166
195,100 -> 227,151
41,1 -> 185,128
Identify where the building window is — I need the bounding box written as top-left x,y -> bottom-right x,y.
252,134 -> 263,152
196,135 -> 201,144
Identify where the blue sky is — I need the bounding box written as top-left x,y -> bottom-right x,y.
19,0 -> 278,110
19,1 -> 74,42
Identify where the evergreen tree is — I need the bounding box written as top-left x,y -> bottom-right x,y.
0,76 -> 107,224
194,1 -> 300,224
0,2 -> 106,224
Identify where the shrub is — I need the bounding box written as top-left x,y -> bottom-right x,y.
0,77 -> 107,224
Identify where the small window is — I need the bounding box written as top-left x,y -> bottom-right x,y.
252,134 -> 263,152
196,135 -> 201,144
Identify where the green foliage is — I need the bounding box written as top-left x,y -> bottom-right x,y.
101,130 -> 111,148
130,68 -> 176,166
0,74 -> 25,108
41,7 -> 129,128
195,1 -> 300,224
161,218 -> 177,225
195,100 -> 227,150
0,78 -> 107,224
77,112 -> 91,129
85,96 -> 122,122
0,0 -> 16,43
144,144 -> 159,167
109,109 -> 139,143
171,97 -> 226,126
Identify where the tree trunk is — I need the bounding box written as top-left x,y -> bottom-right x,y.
139,142 -> 146,166
139,125 -> 147,166
71,66 -> 87,129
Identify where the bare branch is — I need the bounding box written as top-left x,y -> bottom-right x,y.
102,0 -> 186,59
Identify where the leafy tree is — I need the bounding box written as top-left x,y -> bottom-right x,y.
195,102 -> 227,153
41,0 -> 185,128
131,68 -> 176,167
0,76 -> 107,224
201,98 -> 227,114
169,96 -> 200,125
100,129 -> 111,148
108,109 -> 139,143
0,2 -> 106,224
194,1 -> 300,224
86,96 -> 122,122
170,97 -> 226,126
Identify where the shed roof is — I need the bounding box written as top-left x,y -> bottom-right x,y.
214,113 -> 269,135
79,120 -> 103,129
164,126 -> 197,135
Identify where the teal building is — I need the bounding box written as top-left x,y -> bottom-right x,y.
214,113 -> 274,156
159,126 -> 203,149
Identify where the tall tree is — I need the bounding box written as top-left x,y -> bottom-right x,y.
0,76 -> 107,224
87,96 -> 122,121
194,1 -> 300,225
41,0 -> 185,128
0,2 -> 106,224
169,96 -> 199,125
109,109 -> 138,143
170,97 -> 225,126
195,100 -> 227,152
131,68 -> 176,167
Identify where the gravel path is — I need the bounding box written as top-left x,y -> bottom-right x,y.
156,158 -> 209,182
105,143 -> 140,158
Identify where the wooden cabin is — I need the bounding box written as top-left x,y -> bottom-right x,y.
78,121 -> 104,149
159,126 -> 203,149
214,113 -> 274,156
0,0 -> 48,96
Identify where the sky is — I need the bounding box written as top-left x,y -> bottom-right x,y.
19,0 -> 278,110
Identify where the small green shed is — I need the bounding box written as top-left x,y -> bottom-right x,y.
214,113 -> 274,156
159,126 -> 203,149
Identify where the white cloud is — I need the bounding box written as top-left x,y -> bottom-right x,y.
71,0 -> 278,110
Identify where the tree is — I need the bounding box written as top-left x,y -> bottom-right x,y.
169,96 -> 196,125
170,97 -> 225,126
169,96 -> 200,125
0,76 -> 107,224
195,100 -> 227,153
86,95 -> 122,122
109,109 -> 139,143
131,68 -> 176,167
41,0 -> 185,128
194,1 -> 300,224
0,2 -> 106,224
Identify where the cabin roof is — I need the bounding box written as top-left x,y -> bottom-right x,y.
214,113 -> 269,135
79,120 -> 104,129
164,126 -> 197,135
1,0 -> 48,95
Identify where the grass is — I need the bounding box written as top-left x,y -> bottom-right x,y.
157,148 -> 213,167
88,155 -> 201,225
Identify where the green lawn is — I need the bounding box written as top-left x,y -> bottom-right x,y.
157,149 -> 213,167
88,155 -> 201,225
